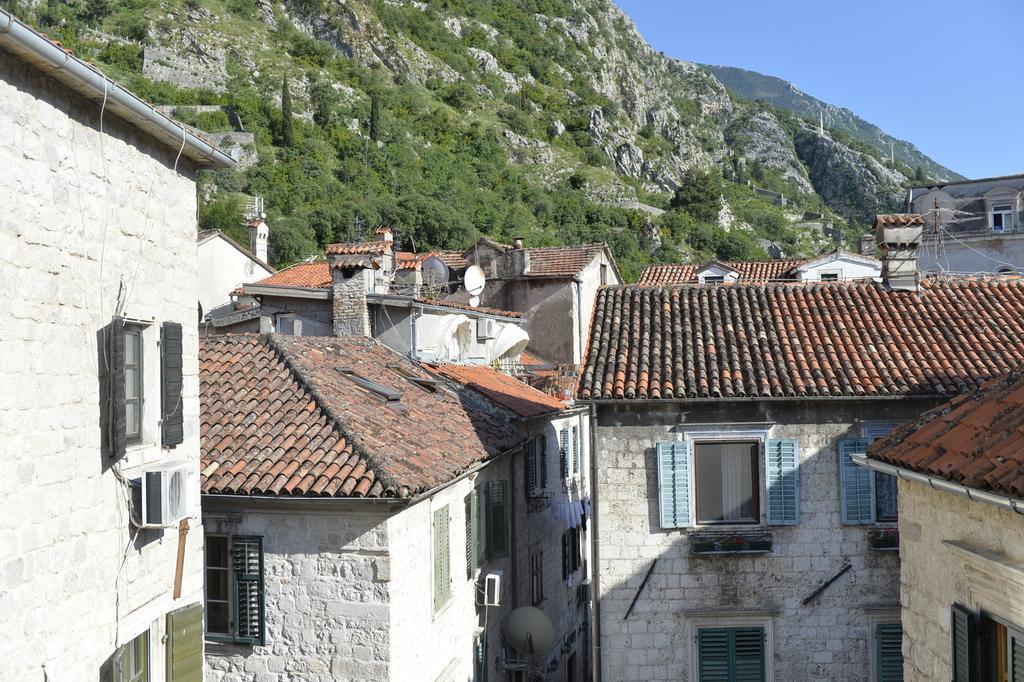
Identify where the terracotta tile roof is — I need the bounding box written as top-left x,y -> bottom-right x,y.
396,251 -> 429,269
249,261 -> 331,289
325,241 -> 389,255
869,369 -> 1024,499
637,259 -> 807,285
578,279 -> 1024,401
431,250 -> 469,269
875,213 -> 925,226
417,297 -> 523,318
430,363 -> 567,417
520,244 -> 608,278
200,335 -> 520,498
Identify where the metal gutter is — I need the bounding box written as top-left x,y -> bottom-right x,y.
0,9 -> 235,168
368,293 -> 525,323
201,492 -> 408,508
581,394 -> 946,405
244,284 -> 331,300
851,454 -> 1024,516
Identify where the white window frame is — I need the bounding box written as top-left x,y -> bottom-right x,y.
687,611 -> 775,682
866,608 -> 902,682
120,312 -> 161,468
679,424 -> 773,528
817,270 -> 842,282
991,204 -> 1014,233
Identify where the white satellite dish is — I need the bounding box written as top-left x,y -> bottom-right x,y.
469,295 -> 480,308
464,265 -> 486,297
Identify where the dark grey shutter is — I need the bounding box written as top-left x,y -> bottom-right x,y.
560,429 -> 569,479
465,490 -> 478,579
951,603 -> 976,682
561,531 -> 569,580
233,536 -> 265,646
539,435 -> 548,489
485,480 -> 509,559
524,439 -> 537,492
876,623 -> 903,682
571,425 -> 579,473
1011,627 -> 1024,682
161,322 -> 184,447
99,317 -> 127,458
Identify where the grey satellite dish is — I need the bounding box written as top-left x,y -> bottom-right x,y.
506,606 -> 555,658
422,257 -> 450,288
464,265 -> 486,297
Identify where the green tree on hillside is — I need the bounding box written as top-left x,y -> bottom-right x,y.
670,170 -> 722,224
281,74 -> 294,148
369,92 -> 380,142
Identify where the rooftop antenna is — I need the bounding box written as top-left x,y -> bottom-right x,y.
352,214 -> 364,243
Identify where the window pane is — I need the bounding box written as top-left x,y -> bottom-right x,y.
207,600 -> 230,635
207,567 -> 228,601
695,442 -> 759,523
125,400 -> 139,437
875,472 -> 898,522
125,368 -> 139,399
125,331 -> 139,364
207,536 -> 229,568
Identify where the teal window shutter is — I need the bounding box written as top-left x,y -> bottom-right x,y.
465,490 -> 478,579
765,439 -> 800,525
876,623 -> 903,682
951,604 -> 977,682
697,627 -> 765,682
838,438 -> 874,524
485,480 -> 509,558
433,506 -> 451,609
656,441 -> 692,529
1009,627 -> 1024,682
232,536 -> 265,646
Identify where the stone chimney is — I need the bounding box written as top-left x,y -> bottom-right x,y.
859,234 -> 875,257
874,214 -> 924,291
249,218 -> 269,263
513,237 -> 524,249
325,251 -> 373,337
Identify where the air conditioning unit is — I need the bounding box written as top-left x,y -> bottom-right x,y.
130,461 -> 191,528
578,580 -> 592,604
478,571 -> 502,607
476,318 -> 497,341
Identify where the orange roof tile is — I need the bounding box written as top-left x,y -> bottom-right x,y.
249,261 -> 331,289
201,335 -> 521,498
874,213 -> 925,227
637,259 -> 807,285
325,241 -> 389,255
578,278 -> 1024,400
430,363 -> 566,417
417,297 -> 522,319
520,244 -> 609,278
869,369 -> 1024,499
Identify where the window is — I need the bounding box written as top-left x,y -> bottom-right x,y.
465,490 -> 479,579
539,435 -> 548,490
819,272 -> 840,282
125,629 -> 149,682
124,326 -> 143,443
562,527 -> 581,579
694,441 -> 759,525
485,480 -> 509,559
571,425 -> 579,475
955,605 -> 1024,682
600,263 -> 608,286
839,430 -> 898,524
525,438 -> 538,493
433,506 -> 451,610
204,534 -> 265,645
874,623 -> 903,682
696,627 -> 765,681
992,204 -> 1015,233
560,429 -> 570,481
703,275 -> 725,285
530,551 -> 544,605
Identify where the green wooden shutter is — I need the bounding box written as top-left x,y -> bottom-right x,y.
160,322 -> 184,447
876,623 -> 903,682
560,429 -> 570,479
486,480 -> 509,558
572,425 -> 579,474
166,603 -> 203,682
697,627 -> 765,682
765,439 -> 800,525
100,317 -> 127,458
951,603 -> 976,682
838,438 -> 875,524
656,441 -> 692,528
524,439 -> 537,492
465,490 -> 478,579
232,536 -> 265,646
434,506 -> 451,609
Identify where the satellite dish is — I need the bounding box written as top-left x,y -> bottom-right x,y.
464,265 -> 486,297
506,606 -> 555,658
469,295 -> 480,307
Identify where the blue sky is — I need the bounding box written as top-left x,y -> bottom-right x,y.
615,0 -> 1024,179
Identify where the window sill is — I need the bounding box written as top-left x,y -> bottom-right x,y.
690,530 -> 773,555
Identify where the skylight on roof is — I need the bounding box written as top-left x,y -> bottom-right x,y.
387,363 -> 440,392
337,368 -> 402,402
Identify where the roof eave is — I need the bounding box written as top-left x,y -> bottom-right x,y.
244,284 -> 331,299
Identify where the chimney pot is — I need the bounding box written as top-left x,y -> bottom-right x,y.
859,234 -> 874,257
874,214 -> 924,291
514,237 -> 524,249
249,218 -> 269,264
374,226 -> 394,243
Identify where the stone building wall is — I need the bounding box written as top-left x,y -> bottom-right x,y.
592,400 -> 933,682
203,503 -> 393,682
897,480 -> 1024,681
0,49 -> 206,679
333,270 -> 371,336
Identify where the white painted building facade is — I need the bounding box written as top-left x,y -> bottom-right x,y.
197,228 -> 273,320
0,11 -> 232,681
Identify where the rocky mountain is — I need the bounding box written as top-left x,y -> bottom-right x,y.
8,0 -> 941,276
706,64 -> 962,183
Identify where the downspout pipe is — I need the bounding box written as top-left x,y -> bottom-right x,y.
588,403 -> 603,682
851,454 -> 1024,516
0,9 -> 234,169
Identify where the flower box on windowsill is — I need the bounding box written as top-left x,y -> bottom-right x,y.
868,528 -> 899,551
690,530 -> 773,555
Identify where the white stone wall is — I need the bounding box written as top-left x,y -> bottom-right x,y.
0,50 -> 205,680
203,505 -> 392,682
388,458 -> 515,682
593,401 -> 930,682
897,480 -> 1024,680
197,234 -> 272,317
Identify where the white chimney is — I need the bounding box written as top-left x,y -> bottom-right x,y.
374,226 -> 394,243
249,218 -> 269,263
875,214 -> 924,291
